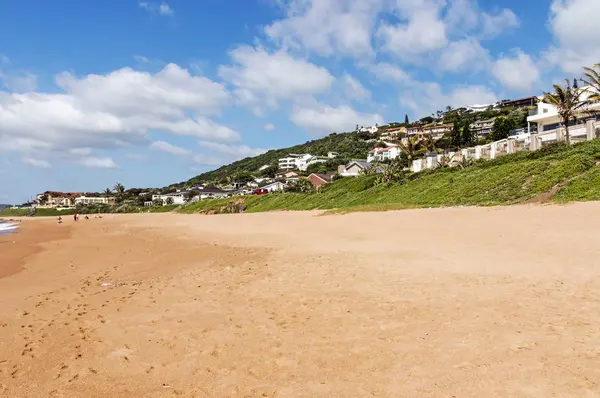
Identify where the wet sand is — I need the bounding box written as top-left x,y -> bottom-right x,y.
2,204 -> 600,396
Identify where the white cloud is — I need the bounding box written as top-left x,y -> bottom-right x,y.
342,74 -> 371,101
78,156 -> 118,169
219,45 -> 335,113
159,3 -> 174,15
192,154 -> 225,166
377,9 -> 447,58
198,141 -> 268,159
69,147 -> 93,156
264,0 -> 381,58
546,0 -> 600,74
439,38 -> 490,72
400,81 -> 498,117
0,63 -> 238,160
369,62 -> 409,83
263,123 -> 276,131
291,103 -> 383,136
0,72 -> 37,93
22,158 -> 50,169
150,140 -> 191,155
492,50 -> 540,91
139,2 -> 173,16
480,9 -> 519,39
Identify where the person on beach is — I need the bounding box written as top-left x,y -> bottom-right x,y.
74,214 -> 78,222
57,216 -> 62,224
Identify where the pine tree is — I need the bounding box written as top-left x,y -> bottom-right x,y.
461,122 -> 473,147
404,114 -> 409,124
451,121 -> 462,148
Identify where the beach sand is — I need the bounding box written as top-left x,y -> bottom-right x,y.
2,204 -> 600,396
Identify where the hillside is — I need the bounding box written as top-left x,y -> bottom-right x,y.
182,131 -> 373,186
179,140 -> 600,214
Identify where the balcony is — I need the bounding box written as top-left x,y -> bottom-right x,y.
528,109 -> 538,116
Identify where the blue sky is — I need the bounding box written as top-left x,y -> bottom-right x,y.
0,0 -> 598,203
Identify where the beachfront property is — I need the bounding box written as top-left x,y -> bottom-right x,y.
367,145 -> 401,162
35,191 -> 82,208
422,123 -> 452,139
359,125 -> 379,134
380,126 -> 407,141
278,153 -> 337,171
338,161 -> 371,177
74,196 -> 116,206
261,181 -> 286,192
406,125 -> 424,137
470,118 -> 496,138
197,188 -> 229,200
499,96 -> 539,109
275,170 -> 300,180
308,173 -> 334,189
152,192 -> 187,205
526,86 -> 600,144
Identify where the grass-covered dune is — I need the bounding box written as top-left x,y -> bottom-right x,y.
180,140 -> 600,214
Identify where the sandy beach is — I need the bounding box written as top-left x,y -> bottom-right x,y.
2,204 -> 600,396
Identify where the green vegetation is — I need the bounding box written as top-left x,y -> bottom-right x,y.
181,131 -> 373,186
176,140 -> 600,214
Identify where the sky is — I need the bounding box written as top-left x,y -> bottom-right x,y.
0,0 -> 599,204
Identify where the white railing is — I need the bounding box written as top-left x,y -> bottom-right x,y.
412,120 -> 600,172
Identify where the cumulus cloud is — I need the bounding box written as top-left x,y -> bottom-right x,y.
400,81 -> 498,117
0,63 -> 238,161
219,45 -> 335,114
1,72 -> 37,93
22,158 -> 51,169
546,0 -> 600,74
342,74 -> 371,101
78,157 -> 119,169
492,50 -> 540,91
480,9 -> 519,39
198,141 -> 268,160
263,123 -> 276,131
150,140 -> 191,155
291,103 -> 383,136
369,62 -> 409,83
264,0 -> 381,58
139,2 -> 173,16
439,38 -> 490,72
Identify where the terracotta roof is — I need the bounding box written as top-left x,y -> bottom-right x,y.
309,173 -> 334,183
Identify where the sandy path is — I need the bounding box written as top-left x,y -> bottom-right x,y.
2,204 -> 600,396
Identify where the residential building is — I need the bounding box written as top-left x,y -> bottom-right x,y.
422,123 -> 452,139
308,173 -> 334,188
338,161 -> 368,176
527,86 -> 600,143
35,191 -> 82,208
359,125 -> 379,134
406,126 -> 423,137
278,154 -> 330,171
380,126 -> 407,141
275,170 -> 300,180
261,181 -> 286,192
75,196 -> 116,206
367,145 -> 401,162
327,151 -> 339,158
197,188 -> 229,200
470,118 -> 496,138
152,192 -> 186,205
466,103 -> 493,112
500,96 -> 538,108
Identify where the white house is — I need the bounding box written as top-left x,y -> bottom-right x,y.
359,125 -> 379,134
261,181 -> 286,192
470,118 -> 496,138
278,154 -> 330,171
152,192 -> 186,205
466,103 -> 493,112
75,196 -> 116,206
527,87 -> 600,144
367,145 -> 401,162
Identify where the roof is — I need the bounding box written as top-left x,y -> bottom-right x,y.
309,173 -> 334,183
261,181 -> 284,189
347,160 -> 370,169
369,145 -> 397,153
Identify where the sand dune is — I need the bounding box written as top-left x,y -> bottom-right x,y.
2,204 -> 600,396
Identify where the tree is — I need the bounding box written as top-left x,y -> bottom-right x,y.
183,190 -> 198,203
451,121 -> 462,148
375,157 -> 406,186
582,63 -> 600,103
573,78 -> 579,89
491,117 -> 510,141
422,134 -> 437,153
113,183 -> 125,195
396,136 -> 420,167
461,122 -> 474,147
103,188 -> 112,196
284,178 -> 315,193
404,114 -> 409,124
38,194 -> 49,205
543,79 -> 586,145
165,197 -> 174,205
445,105 -> 453,113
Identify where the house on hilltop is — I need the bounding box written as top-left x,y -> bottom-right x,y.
367,145 -> 401,162
308,173 -> 334,189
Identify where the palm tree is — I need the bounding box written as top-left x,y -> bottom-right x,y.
543,79 -> 586,145
396,135 -> 421,167
422,134 -> 437,153
113,183 -> 125,195
582,63 -> 600,103
103,188 -> 112,196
